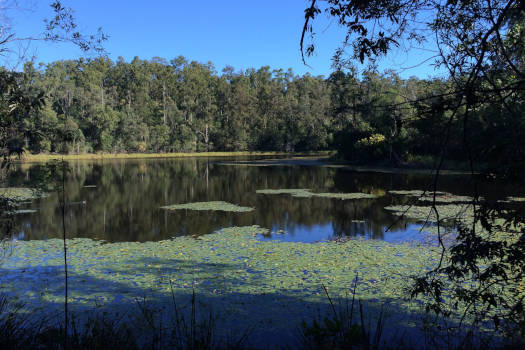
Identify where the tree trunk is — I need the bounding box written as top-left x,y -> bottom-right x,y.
101,81 -> 105,109
162,83 -> 167,125
205,123 -> 209,152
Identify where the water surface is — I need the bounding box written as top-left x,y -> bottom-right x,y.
7,157 -> 521,243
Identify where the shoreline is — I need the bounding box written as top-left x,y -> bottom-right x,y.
16,151 -> 475,174
17,151 -> 335,162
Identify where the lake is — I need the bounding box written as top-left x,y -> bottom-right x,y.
1,156 -> 522,347
7,156 -> 520,243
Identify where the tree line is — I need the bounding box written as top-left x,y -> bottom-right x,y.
2,55 -> 522,168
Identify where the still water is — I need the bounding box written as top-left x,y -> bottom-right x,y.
7,157 -> 520,243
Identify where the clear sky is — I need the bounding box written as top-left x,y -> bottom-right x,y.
6,0 -> 442,79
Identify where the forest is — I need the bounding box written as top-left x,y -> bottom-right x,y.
6,55 -> 522,169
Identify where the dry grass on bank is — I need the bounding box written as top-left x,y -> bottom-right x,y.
18,151 -> 335,162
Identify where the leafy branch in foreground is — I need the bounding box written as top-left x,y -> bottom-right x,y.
302,0 -> 525,338
0,1 -> 107,64
411,205 -> 525,337
43,1 -> 107,54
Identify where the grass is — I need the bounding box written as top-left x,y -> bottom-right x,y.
18,151 -> 335,162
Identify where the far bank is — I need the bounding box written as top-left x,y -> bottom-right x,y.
17,151 -> 336,163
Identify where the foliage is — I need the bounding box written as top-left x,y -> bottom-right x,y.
412,214 -> 525,336
5,52 -> 523,170
0,1 -> 107,63
301,0 -> 525,337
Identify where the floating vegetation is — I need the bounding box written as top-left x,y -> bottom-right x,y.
256,189 -> 378,200
161,201 -> 254,212
215,162 -> 274,167
216,157 -> 331,168
256,189 -> 311,197
417,194 -> 475,203
323,165 -> 470,175
389,189 -> 476,203
384,204 -> 474,223
503,196 -> 525,203
1,225 -> 515,344
13,209 -> 38,214
389,190 -> 447,197
315,192 -> 378,199
270,229 -> 287,235
0,225 -> 440,341
0,187 -> 43,201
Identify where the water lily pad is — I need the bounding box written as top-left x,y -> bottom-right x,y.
256,189 -> 378,199
161,201 -> 254,212
256,189 -> 312,196
314,192 -> 378,199
388,190 -> 476,203
0,224 -> 510,345
388,190 -> 448,197
417,194 -> 475,203
0,187 -> 43,201
13,209 -> 38,214
503,196 -> 525,202
384,204 -> 474,222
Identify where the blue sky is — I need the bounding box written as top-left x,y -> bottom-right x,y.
7,0 -> 442,79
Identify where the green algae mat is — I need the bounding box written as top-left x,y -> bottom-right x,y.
256,189 -> 379,199
388,190 -> 476,203
161,201 -> 254,212
0,187 -> 42,201
500,196 -> 525,203
0,226 -> 438,341
384,204 -> 474,222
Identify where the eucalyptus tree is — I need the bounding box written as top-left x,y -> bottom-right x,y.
225,68 -> 257,150
180,61 -> 217,151
287,74 -> 332,151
